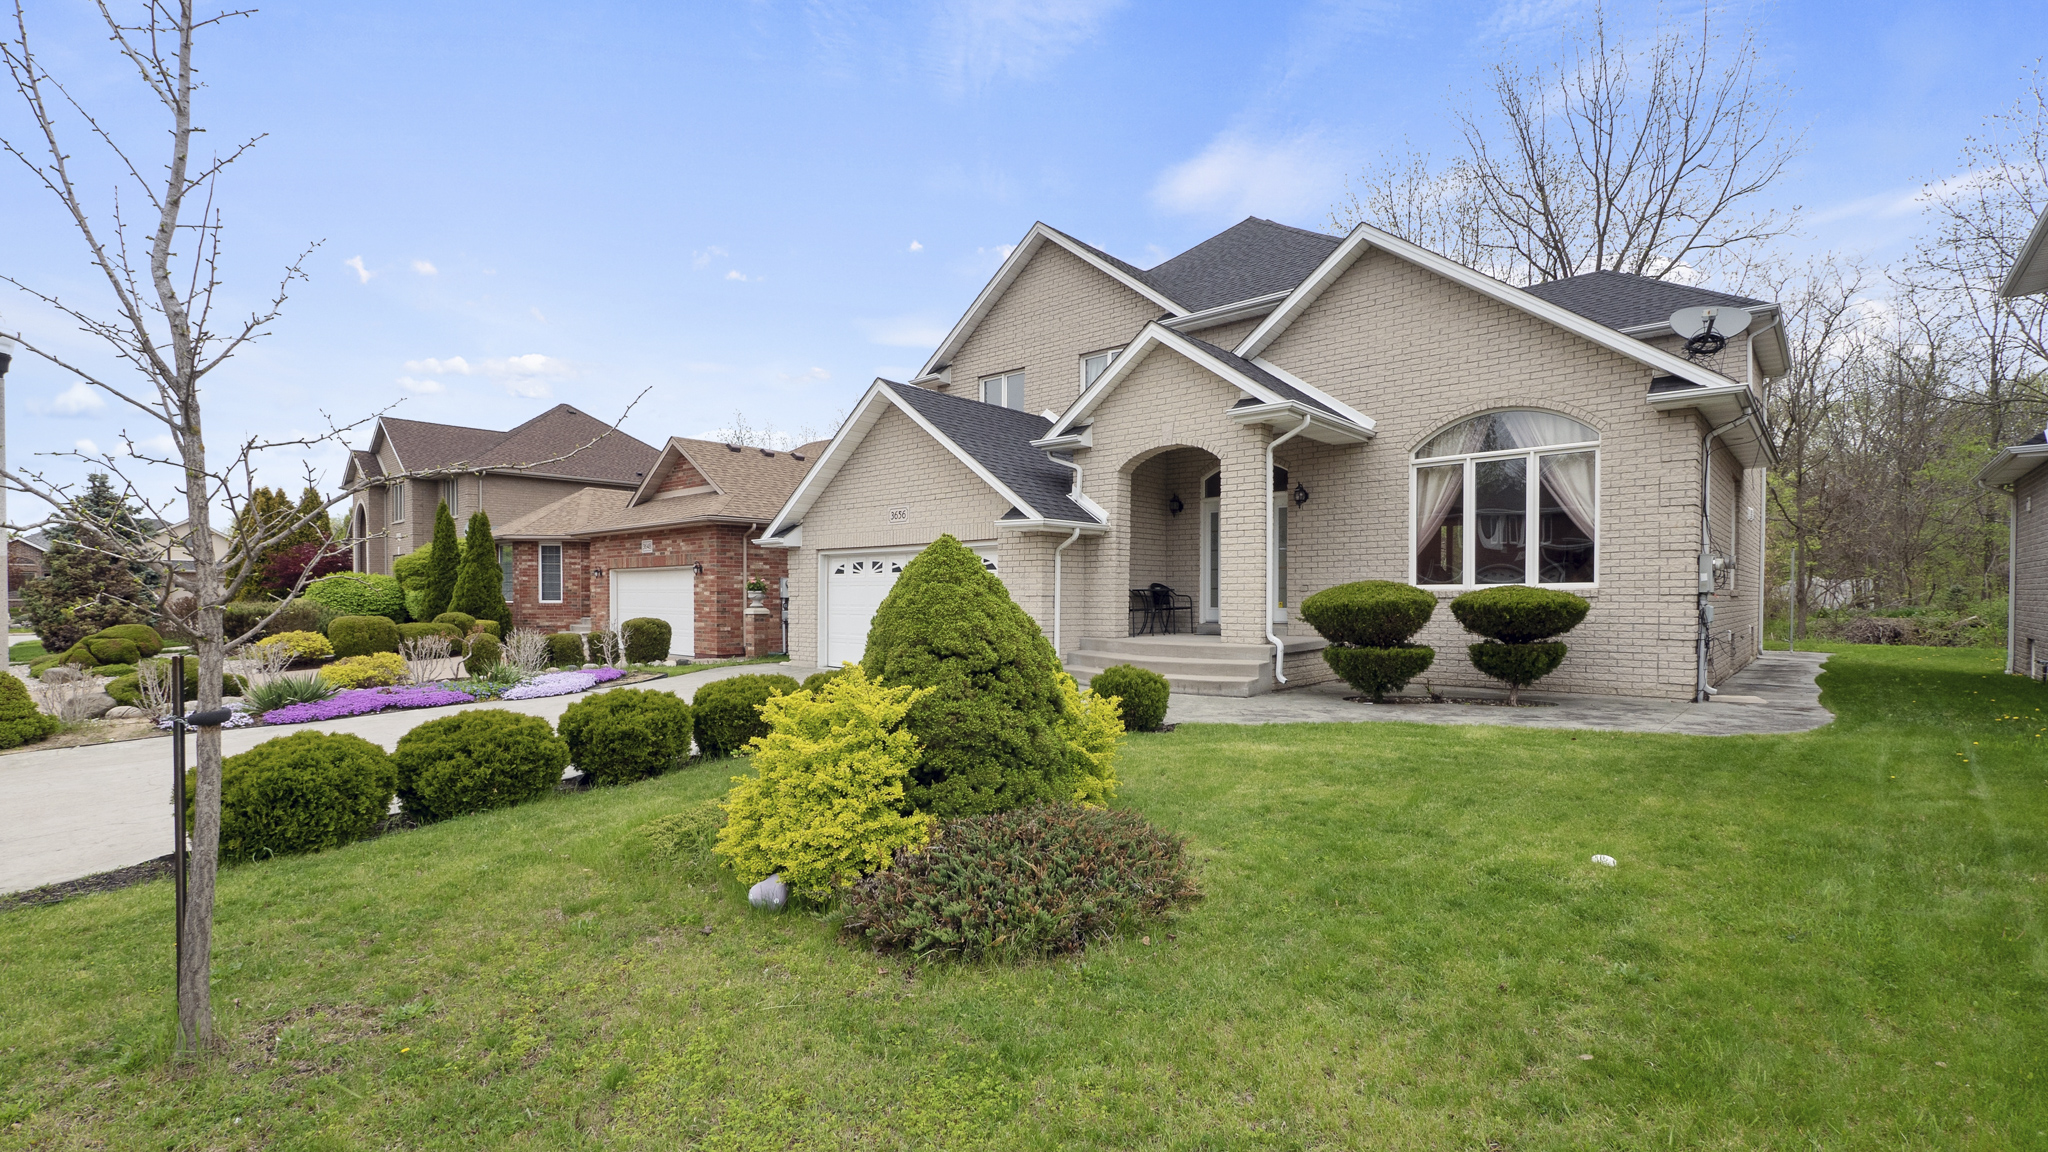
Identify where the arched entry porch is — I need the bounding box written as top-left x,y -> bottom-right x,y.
1125,446 -> 1221,634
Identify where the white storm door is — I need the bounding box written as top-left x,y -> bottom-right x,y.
1271,491 -> 1289,624
612,568 -> 695,658
1199,495 -> 1220,623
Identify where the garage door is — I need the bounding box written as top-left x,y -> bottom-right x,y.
823,546 -> 995,669
613,568 -> 695,659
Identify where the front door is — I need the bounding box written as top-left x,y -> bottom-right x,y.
1198,471 -> 1220,623
1272,491 -> 1289,624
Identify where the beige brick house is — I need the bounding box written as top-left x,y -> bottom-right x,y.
760,217 -> 1787,701
1976,204 -> 2048,680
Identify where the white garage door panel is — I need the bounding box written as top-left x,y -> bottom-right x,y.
614,569 -> 695,658
823,546 -> 995,669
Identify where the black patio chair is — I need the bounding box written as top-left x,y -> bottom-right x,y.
1128,588 -> 1155,635
1147,583 -> 1194,635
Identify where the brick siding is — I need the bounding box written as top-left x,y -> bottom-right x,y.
2014,464 -> 2048,678
942,243 -> 1165,415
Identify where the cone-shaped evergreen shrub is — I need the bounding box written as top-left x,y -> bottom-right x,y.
447,511 -> 511,632
691,673 -> 802,758
1302,580 -> 1439,703
426,502 -> 462,620
1450,586 -> 1589,703
860,534 -> 1071,817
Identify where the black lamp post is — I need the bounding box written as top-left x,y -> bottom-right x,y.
169,653 -> 234,1041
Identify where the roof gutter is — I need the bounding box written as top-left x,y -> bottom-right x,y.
1160,290 -> 1292,332
1227,402 -> 1375,444
1646,382 -> 1777,467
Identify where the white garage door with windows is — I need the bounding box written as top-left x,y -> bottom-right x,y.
613,567 -> 695,659
822,545 -> 996,668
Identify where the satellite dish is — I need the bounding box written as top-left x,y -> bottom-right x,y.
1668,305 -> 1750,359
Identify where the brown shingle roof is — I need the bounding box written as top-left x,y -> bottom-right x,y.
370,404 -> 660,487
497,437 -> 816,539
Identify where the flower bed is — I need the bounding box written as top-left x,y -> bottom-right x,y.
261,685 -> 478,726
501,667 -> 625,700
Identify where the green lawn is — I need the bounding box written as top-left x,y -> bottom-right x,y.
2,645 -> 2045,1150
8,638 -> 46,665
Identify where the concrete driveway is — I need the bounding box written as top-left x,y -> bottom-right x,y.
0,662 -> 821,895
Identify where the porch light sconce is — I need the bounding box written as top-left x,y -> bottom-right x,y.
692,562 -> 704,575
1168,493 -> 1184,516
1292,481 -> 1310,508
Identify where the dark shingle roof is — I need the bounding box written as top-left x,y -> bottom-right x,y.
2017,427 -> 2048,447
1140,218 -> 1343,312
348,450 -> 384,480
881,382 -> 1100,523
1521,270 -> 1768,333
1179,335 -> 1343,419
373,405 -> 660,487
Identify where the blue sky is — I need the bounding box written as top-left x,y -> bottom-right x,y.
2,0 -> 2042,514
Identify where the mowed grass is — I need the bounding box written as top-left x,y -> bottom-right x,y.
1,646 -> 2045,1150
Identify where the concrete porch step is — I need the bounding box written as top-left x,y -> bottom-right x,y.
1065,634 -> 1325,698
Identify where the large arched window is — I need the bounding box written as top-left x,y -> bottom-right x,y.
1413,410 -> 1597,587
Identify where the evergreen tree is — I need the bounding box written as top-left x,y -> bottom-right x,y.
447,510 -> 511,631
21,533 -> 152,650
424,501 -> 461,619
46,473 -> 154,590
861,534 -> 1072,817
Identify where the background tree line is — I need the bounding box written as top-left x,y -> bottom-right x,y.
1334,5 -> 2046,644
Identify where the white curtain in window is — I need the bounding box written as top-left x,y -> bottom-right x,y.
1540,451 -> 1597,540
1498,410 -> 1596,451
1414,463 -> 1463,551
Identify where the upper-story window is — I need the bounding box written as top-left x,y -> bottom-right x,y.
980,370 -> 1026,411
1081,348 -> 1121,391
1413,410 -> 1597,587
389,480 -> 406,523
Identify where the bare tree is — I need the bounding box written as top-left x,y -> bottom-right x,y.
0,1 -> 642,1056
1334,2 -> 1801,285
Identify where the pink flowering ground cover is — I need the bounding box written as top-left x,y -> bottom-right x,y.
260,685 -> 476,725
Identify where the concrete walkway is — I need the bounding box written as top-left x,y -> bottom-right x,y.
0,662 -> 823,895
1164,650 -> 1833,735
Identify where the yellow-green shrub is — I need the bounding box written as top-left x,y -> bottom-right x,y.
1054,673 -> 1122,807
255,630 -> 334,661
319,651 -> 408,689
714,665 -> 936,895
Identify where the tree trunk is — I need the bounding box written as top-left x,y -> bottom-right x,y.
175,454 -> 223,1055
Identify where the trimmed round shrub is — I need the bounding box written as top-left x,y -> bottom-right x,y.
471,619 -> 501,640
800,668 -> 845,694
691,673 -> 802,758
714,666 -> 936,894
91,623 -> 164,657
398,621 -> 463,644
1467,642 -> 1569,704
622,617 -> 672,663
1088,664 -> 1169,732
256,630 -> 334,661
1325,645 -> 1436,703
84,636 -> 141,665
558,688 -> 694,784
265,597 -> 336,637
0,672 -> 60,749
463,633 -> 502,676
393,710 -> 569,822
107,661 -> 247,706
329,614 -> 402,658
302,572 -> 407,624
205,732 -> 395,863
1449,585 -> 1590,644
90,662 -> 137,680
546,632 -> 586,667
843,804 -> 1200,962
862,535 -> 1072,818
319,652 -> 409,689
432,611 -> 477,635
1301,581 -> 1438,647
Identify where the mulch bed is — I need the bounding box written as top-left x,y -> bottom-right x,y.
0,854 -> 177,912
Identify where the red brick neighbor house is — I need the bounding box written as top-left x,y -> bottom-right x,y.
496,437 -> 822,659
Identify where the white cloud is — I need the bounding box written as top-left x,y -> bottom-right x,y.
412,259 -> 438,275
857,315 -> 949,348
345,255 -> 373,284
1151,129 -> 1345,222
49,381 -> 105,416
403,356 -> 472,375
530,307 -> 547,323
504,379 -> 553,399
725,269 -> 752,281
485,353 -> 574,397
397,376 -> 445,393
777,367 -> 831,383
928,0 -> 1124,89
693,246 -> 727,269
908,239 -> 924,251
74,438 -> 98,454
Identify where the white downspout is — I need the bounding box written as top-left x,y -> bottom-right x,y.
1697,412 -> 1753,702
1267,413 -> 1314,685
1054,527 -> 1082,656
2010,494 -> 2019,675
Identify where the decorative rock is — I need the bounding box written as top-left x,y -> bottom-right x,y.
104,705 -> 150,720
75,691 -> 119,720
747,873 -> 788,911
41,665 -> 88,684
1590,854 -> 1617,867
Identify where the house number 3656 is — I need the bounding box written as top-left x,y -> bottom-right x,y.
887,508 -> 908,525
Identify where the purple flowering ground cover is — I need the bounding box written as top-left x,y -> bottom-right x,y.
500,667 -> 625,701
259,685 -> 477,725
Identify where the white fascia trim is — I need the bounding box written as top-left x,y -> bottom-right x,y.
1975,442 -> 2048,488
916,223 -> 1188,380
1047,322 -> 1371,441
1247,357 -> 1374,430
999,517 -> 1112,535
1237,221 -> 1758,395
754,525 -> 801,549
1161,290 -> 1292,332
2001,203 -> 2048,298
1227,402 -> 1376,445
1645,382 -> 1779,467
1028,425 -> 1092,451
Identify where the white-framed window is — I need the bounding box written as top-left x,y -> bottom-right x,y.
388,480 -> 406,523
539,543 -> 563,603
1412,410 -> 1598,588
497,543 -> 514,600
980,370 -> 1026,411
1081,348 -> 1122,391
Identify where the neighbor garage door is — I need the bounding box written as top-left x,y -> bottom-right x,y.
613,567 -> 695,659
823,546 -> 995,669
